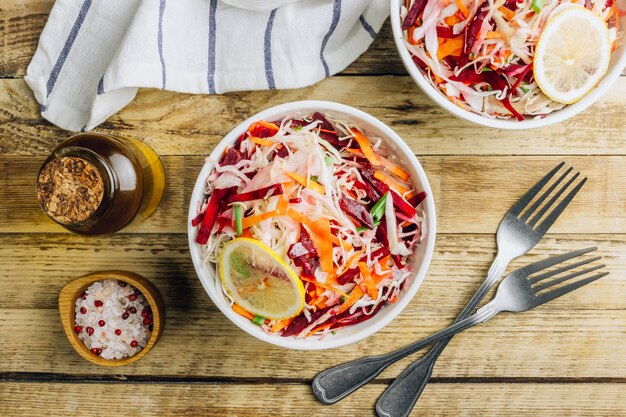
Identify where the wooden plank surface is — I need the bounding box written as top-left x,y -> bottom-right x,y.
2,382 -> 626,417
2,154 -> 625,234
2,78 -> 626,157
1,1 -> 626,416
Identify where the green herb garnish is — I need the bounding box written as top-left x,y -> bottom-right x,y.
531,0 -> 544,13
234,205 -> 243,236
370,192 -> 388,226
252,315 -> 265,326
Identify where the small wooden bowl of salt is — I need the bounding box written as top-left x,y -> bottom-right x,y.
59,270 -> 165,366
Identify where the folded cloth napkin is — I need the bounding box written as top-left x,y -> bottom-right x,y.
26,0 -> 388,132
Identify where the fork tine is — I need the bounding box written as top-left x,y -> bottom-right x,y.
522,247 -> 597,276
520,167 -> 572,222
528,172 -> 579,227
536,177 -> 587,234
509,162 -> 565,217
535,271 -> 609,304
533,264 -> 606,292
528,255 -> 602,284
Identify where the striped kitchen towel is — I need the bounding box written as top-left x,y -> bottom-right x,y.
26,0 -> 388,132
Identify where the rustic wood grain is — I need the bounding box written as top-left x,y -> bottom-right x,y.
2,78 -> 626,157
0,233 -> 624,378
2,382 -> 626,417
1,154 -> 625,234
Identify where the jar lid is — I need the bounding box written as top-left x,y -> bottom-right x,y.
37,155 -> 105,225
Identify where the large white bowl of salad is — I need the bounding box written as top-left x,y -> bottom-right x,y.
188,101 -> 436,350
391,0 -> 626,128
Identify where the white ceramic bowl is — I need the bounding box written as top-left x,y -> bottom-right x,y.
188,100 -> 437,350
390,0 -> 626,129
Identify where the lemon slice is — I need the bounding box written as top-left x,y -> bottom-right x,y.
534,6 -> 611,104
219,237 -> 305,320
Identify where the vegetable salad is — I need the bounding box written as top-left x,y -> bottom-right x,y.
193,113 -> 426,338
401,0 -> 622,119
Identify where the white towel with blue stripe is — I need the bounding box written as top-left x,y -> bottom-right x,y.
26,0 -> 388,132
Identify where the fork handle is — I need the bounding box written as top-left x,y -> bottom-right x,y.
312,304 -> 498,405
374,255 -> 510,417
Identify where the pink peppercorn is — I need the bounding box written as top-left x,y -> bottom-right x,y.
121,312 -> 129,320
86,327 -> 94,336
94,300 -> 103,307
90,348 -> 102,356
80,307 -> 87,314
80,291 -> 87,300
129,294 -> 137,301
141,309 -> 149,318
143,317 -> 152,325
74,325 -> 82,333
114,329 -> 122,336
98,320 -> 105,327
128,306 -> 137,314
130,340 -> 138,348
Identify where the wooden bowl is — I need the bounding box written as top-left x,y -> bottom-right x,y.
59,270 -> 165,366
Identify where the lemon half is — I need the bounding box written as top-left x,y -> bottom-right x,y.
219,238 -> 305,320
534,6 -> 611,104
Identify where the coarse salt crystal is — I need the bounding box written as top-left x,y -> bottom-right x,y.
75,279 -> 152,360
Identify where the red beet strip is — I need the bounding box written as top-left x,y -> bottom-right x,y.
401,0 -> 428,30
195,187 -> 235,245
227,184 -> 284,203
339,195 -> 374,229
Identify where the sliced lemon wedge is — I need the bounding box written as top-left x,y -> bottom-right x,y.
534,6 -> 611,104
219,238 -> 305,320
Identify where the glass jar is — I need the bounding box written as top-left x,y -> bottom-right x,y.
37,133 -> 165,235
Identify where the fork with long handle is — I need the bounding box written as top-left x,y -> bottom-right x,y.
338,248 -> 607,407
312,162 -> 587,405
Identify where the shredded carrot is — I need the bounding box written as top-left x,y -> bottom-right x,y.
317,218 -> 334,273
455,0 -> 469,18
319,128 -> 337,135
285,171 -> 325,195
345,248 -> 366,269
271,318 -> 293,333
337,285 -> 364,315
358,262 -> 378,300
307,322 -> 334,337
240,229 -> 253,238
346,146 -> 409,180
249,120 -> 279,134
249,136 -> 275,147
379,157 -> 411,181
311,295 -> 328,310
241,209 -> 280,229
232,304 -> 254,320
484,31 -> 503,40
407,26 -> 422,45
498,6 -> 516,21
374,170 -> 411,195
388,294 -> 398,303
437,36 -> 464,60
350,128 -> 381,166
300,276 -> 347,296
286,208 -> 342,248
444,14 -> 462,26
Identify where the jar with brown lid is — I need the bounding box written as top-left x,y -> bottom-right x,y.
37,133 -> 165,235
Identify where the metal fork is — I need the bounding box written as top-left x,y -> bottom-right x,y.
312,162 -> 587,405
375,248 -> 607,417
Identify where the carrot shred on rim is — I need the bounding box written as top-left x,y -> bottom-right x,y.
232,304 -> 254,320
307,322 -> 334,337
271,318 -> 293,333
350,128 -> 381,166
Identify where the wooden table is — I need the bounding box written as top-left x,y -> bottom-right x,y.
1,2 -> 625,416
